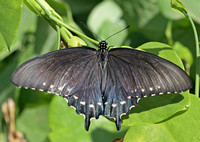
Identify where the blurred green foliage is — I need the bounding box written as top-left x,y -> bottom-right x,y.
0,0 -> 199,142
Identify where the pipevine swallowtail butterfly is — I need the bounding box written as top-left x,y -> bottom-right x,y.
11,40 -> 192,131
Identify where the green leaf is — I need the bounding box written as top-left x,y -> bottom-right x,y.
87,1 -> 127,45
0,4 -> 37,61
87,1 -> 123,32
173,41 -> 193,72
0,55 -> 19,116
170,0 -> 188,17
122,92 -> 189,126
157,0 -> 183,20
98,20 -> 128,46
122,42 -> 190,126
115,0 -> 159,28
161,0 -> 200,24
115,0 -> 168,41
47,0 -> 73,21
124,94 -> 200,142
0,0 -> 23,51
16,105 -> 50,142
49,96 -> 128,142
68,36 -> 87,47
181,0 -> 200,24
33,18 -> 57,55
64,0 -> 101,15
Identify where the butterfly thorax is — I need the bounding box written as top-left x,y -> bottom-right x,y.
98,41 -> 108,64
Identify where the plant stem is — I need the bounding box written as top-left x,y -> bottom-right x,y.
33,0 -> 98,45
187,13 -> 200,97
56,25 -> 60,50
165,20 -> 173,46
49,16 -> 99,45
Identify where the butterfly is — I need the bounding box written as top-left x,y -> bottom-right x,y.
11,40 -> 192,131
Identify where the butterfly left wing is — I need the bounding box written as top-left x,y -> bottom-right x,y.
103,48 -> 192,130
11,47 -> 104,130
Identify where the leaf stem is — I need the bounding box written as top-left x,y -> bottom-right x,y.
29,0 -> 99,45
56,25 -> 60,50
187,13 -> 200,97
49,15 -> 99,45
170,0 -> 199,97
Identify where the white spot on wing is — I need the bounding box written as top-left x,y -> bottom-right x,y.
64,98 -> 68,103
39,89 -> 43,91
137,98 -> 140,103
58,87 -> 63,91
129,105 -> 135,110
80,101 -> 86,105
120,113 -> 126,118
73,95 -> 78,99
109,116 -> 116,121
70,105 -> 76,110
67,87 -> 72,92
80,113 -> 86,119
89,104 -> 94,108
141,89 -> 145,92
90,117 -> 95,121
112,104 -> 117,107
120,101 -> 126,105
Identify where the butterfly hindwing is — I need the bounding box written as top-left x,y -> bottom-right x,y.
65,58 -> 103,130
103,56 -> 139,130
11,47 -> 104,130
103,48 -> 192,130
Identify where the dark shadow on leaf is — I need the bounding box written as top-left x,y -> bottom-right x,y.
142,47 -> 173,56
122,93 -> 184,120
18,89 -> 52,112
91,127 -> 127,142
155,109 -> 187,124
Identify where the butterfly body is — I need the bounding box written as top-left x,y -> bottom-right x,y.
11,41 -> 192,131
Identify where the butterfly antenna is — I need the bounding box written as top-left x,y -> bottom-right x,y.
80,22 -> 103,41
105,25 -> 130,41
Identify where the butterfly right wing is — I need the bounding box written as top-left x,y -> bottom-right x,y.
103,48 -> 192,130
11,47 -> 104,130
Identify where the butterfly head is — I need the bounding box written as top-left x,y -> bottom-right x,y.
99,41 -> 108,50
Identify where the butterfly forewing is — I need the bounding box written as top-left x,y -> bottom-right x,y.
108,48 -> 192,96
